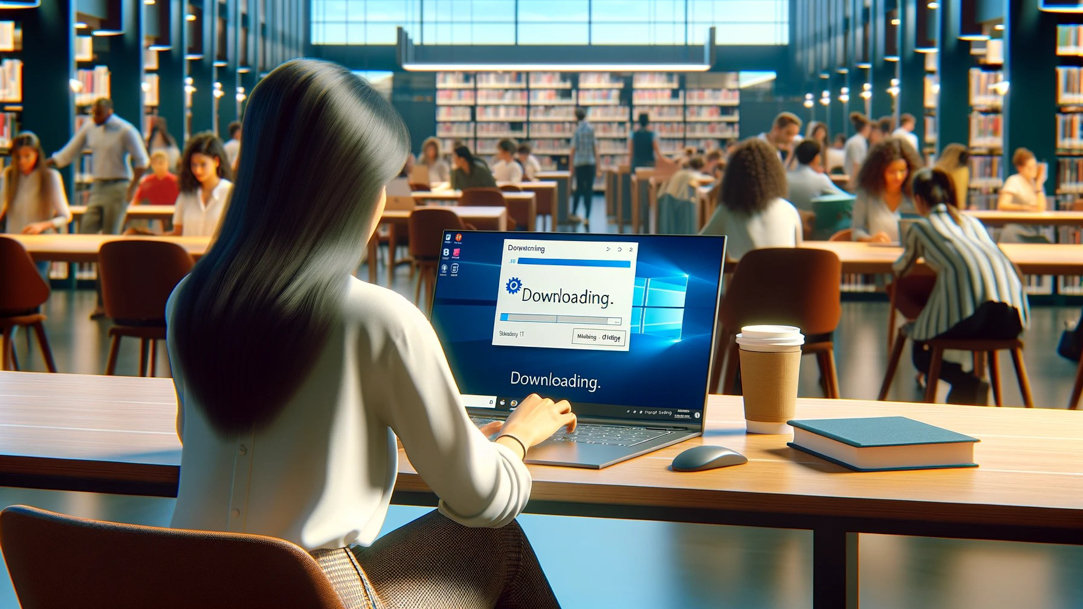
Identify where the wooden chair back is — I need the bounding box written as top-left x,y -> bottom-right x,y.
459,187 -> 506,207
98,240 -> 193,324
0,236 -> 48,314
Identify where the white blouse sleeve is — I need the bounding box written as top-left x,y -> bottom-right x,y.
372,305 -> 531,529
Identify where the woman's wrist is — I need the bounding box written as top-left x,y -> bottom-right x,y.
495,433 -> 527,460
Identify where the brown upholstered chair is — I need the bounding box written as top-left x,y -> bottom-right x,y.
709,248 -> 843,398
408,182 -> 431,192
98,240 -> 193,376
499,183 -> 523,192
459,187 -> 506,207
0,236 -> 56,372
408,208 -> 471,311
828,228 -> 852,241
0,505 -> 354,609
879,328 -> 1034,407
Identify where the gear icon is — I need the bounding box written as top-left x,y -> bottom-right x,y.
505,277 -> 523,294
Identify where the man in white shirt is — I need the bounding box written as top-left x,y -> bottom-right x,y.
491,139 -> 523,183
892,113 -> 920,153
48,98 -> 149,235
787,140 -> 847,212
757,112 -> 802,162
843,112 -> 871,191
223,121 -> 242,169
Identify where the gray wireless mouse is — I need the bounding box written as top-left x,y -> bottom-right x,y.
671,445 -> 748,472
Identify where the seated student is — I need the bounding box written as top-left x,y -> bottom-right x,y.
0,132 -> 71,277
658,156 -> 708,234
167,59 -> 570,608
700,138 -> 802,260
894,168 -> 1029,404
758,112 -> 802,163
491,139 -> 523,183
852,137 -> 922,243
516,143 -> 541,181
128,133 -> 233,237
786,139 -> 846,213
827,133 -> 846,174
130,150 -> 180,206
450,145 -> 497,190
997,147 -> 1050,243
418,137 -> 450,185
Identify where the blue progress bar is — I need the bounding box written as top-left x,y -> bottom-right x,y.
516,258 -> 631,268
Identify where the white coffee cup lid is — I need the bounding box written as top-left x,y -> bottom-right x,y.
737,325 -> 804,347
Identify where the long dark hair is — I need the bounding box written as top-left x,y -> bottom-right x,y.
856,136 -> 924,197
911,167 -> 962,224
720,138 -> 787,214
178,132 -> 232,193
146,116 -> 177,149
453,145 -> 475,172
171,59 -> 409,435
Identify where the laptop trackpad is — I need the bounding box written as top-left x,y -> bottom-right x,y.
526,441 -> 648,469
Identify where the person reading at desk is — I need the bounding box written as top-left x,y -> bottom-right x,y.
997,147 -> 1051,244
167,59 -> 574,609
126,133 -> 233,237
491,139 -> 523,184
0,132 -> 71,277
893,168 -> 1029,404
851,137 -> 922,243
450,145 -> 497,190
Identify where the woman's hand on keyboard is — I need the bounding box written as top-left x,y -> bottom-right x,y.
501,394 -> 577,449
479,421 -> 504,437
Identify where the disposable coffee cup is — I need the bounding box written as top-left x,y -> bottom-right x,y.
736,325 -> 804,434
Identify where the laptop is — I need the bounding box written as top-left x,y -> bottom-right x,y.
429,231 -> 727,469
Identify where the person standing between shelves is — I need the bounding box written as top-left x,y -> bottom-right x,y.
223,121 -> 242,171
491,139 -> 523,183
629,112 -> 667,170
568,107 -> 599,225
997,147 -> 1051,244
450,146 -> 497,190
933,144 -> 970,210
758,112 -> 802,163
516,143 -> 541,182
893,168 -> 1029,405
843,113 -> 872,191
145,115 -> 182,171
418,137 -> 450,185
892,113 -> 920,154
0,132 -> 71,278
47,98 -> 149,236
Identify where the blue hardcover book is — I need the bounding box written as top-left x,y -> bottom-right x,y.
786,416 -> 979,472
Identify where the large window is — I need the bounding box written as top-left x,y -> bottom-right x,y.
311,0 -> 789,46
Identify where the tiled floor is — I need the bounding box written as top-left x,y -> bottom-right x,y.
2,198 -> 1081,608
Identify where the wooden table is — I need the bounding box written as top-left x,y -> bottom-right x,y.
503,181 -> 557,231
536,170 -> 571,225
11,234 -> 210,264
802,241 -> 1083,276
410,190 -> 536,232
965,209 -> 1083,227
70,205 -> 176,223
2,371 -> 1081,608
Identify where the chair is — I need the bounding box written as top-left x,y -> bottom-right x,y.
1070,355 -> 1082,410
0,505 -> 358,609
459,187 -> 506,207
828,228 -> 852,241
709,248 -> 843,398
0,236 -> 56,372
879,327 -> 1034,407
408,208 -> 471,311
499,184 -> 523,192
98,240 -> 193,377
408,182 -> 431,192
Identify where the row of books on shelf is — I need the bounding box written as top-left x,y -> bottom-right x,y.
968,155 -> 1003,189
968,113 -> 1002,149
686,89 -> 739,105
578,89 -> 621,104
686,107 -> 739,121
1056,25 -> 1083,57
476,124 -> 526,137
1056,112 -> 1083,151
632,90 -> 683,104
530,90 -> 574,105
633,73 -> 678,88
478,90 -> 528,104
969,69 -> 1003,108
687,124 -> 739,138
437,90 -> 475,105
634,106 -> 684,120
1056,157 -> 1083,193
1056,67 -> 1083,105
437,107 -> 471,121
0,58 -> 20,104
529,73 -> 572,88
0,112 -> 16,149
477,107 -> 528,120
580,74 -> 623,88
924,75 -> 937,110
74,66 -> 111,107
436,123 -> 473,137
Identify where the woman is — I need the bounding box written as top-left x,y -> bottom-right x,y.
0,132 -> 71,276
997,147 -> 1050,243
934,143 -> 970,210
418,137 -> 450,185
128,133 -> 233,237
796,121 -> 828,171
167,60 -> 571,608
450,145 -> 497,190
894,168 -> 1029,404
146,116 -> 182,171
699,138 -> 801,261
852,137 -> 923,243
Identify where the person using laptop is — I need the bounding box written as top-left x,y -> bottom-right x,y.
166,60 -> 571,609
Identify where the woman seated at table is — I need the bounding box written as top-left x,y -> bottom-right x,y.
894,168 -> 1029,404
851,137 -> 922,243
167,60 -> 572,608
127,133 -> 233,237
450,145 -> 497,190
997,147 -> 1050,244
0,131 -> 72,276
699,138 -> 801,260
418,137 -> 450,185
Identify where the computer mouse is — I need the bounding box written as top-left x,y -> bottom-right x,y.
670,445 -> 748,472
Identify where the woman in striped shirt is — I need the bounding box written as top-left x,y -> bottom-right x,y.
893,168 -> 1029,404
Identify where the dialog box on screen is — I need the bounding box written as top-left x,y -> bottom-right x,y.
493,239 -> 638,351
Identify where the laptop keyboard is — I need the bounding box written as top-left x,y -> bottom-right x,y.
471,417 -> 670,447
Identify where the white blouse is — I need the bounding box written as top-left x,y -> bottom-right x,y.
172,179 -> 232,237
700,196 -> 802,261
491,159 -> 523,183
1,168 -> 71,233
167,277 -> 531,550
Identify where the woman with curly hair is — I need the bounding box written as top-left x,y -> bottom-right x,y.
851,137 -> 924,243
700,138 -> 801,260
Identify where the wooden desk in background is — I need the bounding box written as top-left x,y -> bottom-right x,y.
2,371 -> 1080,609
410,190 -> 536,232
11,234 -> 211,264
69,205 -> 177,224
801,241 -> 1083,277
964,209 -> 1083,227
535,171 -> 571,225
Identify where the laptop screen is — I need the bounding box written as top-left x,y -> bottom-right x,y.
430,231 -> 726,426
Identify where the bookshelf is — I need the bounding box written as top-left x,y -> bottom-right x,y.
968,67 -> 1005,201
0,20 -> 21,150
923,51 -> 937,162
1056,25 -> 1083,198
528,72 -> 577,173
142,46 -> 159,137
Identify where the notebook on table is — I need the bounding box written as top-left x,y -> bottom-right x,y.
430,231 -> 727,469
788,416 -> 980,472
